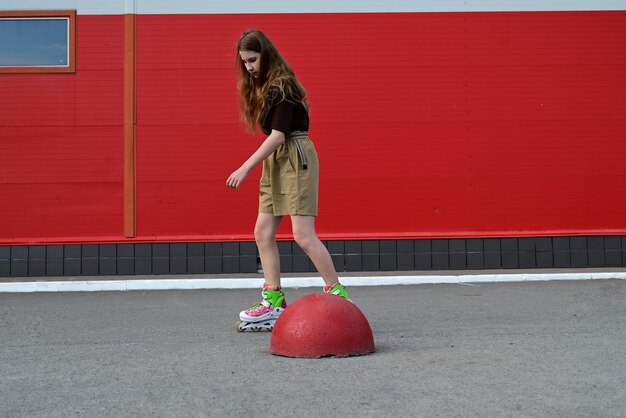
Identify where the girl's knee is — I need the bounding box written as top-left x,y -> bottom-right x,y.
255,225 -> 274,247
292,216 -> 319,252
293,232 -> 316,253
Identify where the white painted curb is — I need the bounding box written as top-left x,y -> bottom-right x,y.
1,272 -> 625,293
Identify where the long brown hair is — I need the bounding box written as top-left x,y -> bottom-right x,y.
236,29 -> 309,131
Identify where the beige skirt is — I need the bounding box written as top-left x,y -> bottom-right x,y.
259,131 -> 319,216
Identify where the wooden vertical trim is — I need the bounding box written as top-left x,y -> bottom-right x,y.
123,13 -> 136,237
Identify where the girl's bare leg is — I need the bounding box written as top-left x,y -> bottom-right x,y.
291,215 -> 338,286
254,213 -> 283,288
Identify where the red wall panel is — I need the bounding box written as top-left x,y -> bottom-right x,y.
134,11 -> 626,241
1,11 -> 625,244
0,16 -> 125,243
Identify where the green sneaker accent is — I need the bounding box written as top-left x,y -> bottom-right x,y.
324,283 -> 350,300
262,288 -> 287,309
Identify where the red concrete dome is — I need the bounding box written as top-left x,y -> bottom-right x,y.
270,293 -> 375,358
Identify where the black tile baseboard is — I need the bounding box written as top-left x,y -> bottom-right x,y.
1,236 -> 625,278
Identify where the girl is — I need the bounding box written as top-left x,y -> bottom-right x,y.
227,29 -> 349,332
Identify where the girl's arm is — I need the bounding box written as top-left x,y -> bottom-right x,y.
226,129 -> 286,189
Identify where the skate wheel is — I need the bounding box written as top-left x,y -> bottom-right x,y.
235,320 -> 274,332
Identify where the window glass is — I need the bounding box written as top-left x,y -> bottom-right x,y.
0,18 -> 69,67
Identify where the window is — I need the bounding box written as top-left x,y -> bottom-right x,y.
0,10 -> 76,73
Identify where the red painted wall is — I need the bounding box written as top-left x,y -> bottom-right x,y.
0,15 -> 125,244
1,11 -> 625,244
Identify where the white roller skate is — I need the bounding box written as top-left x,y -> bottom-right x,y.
236,285 -> 287,332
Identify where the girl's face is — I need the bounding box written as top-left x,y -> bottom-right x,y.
239,50 -> 261,79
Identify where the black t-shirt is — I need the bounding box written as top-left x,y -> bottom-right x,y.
260,87 -> 309,135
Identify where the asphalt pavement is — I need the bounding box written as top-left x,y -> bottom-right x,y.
1,279 -> 625,417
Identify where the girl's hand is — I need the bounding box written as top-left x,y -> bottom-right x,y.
226,130 -> 284,190
226,166 -> 250,190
